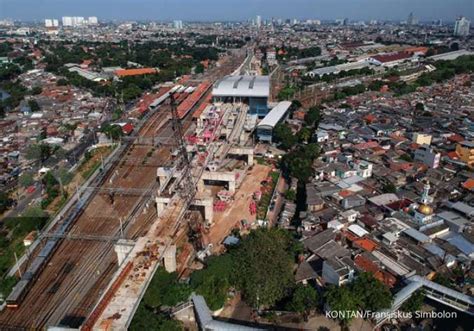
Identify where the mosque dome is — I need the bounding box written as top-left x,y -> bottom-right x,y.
418,204 -> 433,215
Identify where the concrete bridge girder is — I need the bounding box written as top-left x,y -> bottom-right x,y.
200,171 -> 237,193
228,147 -> 254,166
156,196 -> 214,223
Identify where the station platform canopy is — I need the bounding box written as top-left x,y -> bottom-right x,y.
257,101 -> 292,130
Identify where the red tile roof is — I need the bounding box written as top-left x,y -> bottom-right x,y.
371,52 -> 412,64
115,68 -> 158,77
353,141 -> 379,150
121,123 -> 134,135
353,238 -> 378,252
177,82 -> 212,119
448,134 -> 464,143
354,254 -> 397,288
447,151 -> 459,160
462,178 -> 474,191
192,94 -> 212,119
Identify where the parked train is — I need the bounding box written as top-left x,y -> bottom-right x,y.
6,201 -> 85,308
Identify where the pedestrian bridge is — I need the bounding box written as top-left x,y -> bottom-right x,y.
375,274 -> 474,326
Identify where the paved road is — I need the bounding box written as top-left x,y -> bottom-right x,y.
1,183 -> 41,220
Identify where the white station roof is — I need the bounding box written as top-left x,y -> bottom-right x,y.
213,75 -> 270,98
257,101 -> 292,129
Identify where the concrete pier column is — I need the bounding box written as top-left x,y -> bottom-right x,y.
114,239 -> 135,266
247,153 -> 254,166
164,244 -> 177,273
156,197 -> 170,216
228,180 -> 236,193
198,178 -> 205,192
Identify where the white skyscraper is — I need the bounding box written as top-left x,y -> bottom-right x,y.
256,15 -> 262,28
88,16 -> 98,25
45,19 -> 53,27
53,19 -> 59,27
454,16 -> 471,37
62,16 -> 73,26
74,17 -> 85,26
173,20 -> 183,30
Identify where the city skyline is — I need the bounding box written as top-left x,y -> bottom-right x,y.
0,0 -> 472,22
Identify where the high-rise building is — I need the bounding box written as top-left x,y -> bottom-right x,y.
88,16 -> 98,25
53,19 -> 59,27
173,20 -> 183,30
45,19 -> 53,28
62,16 -> 94,27
407,12 -> 418,26
454,16 -> 471,37
62,16 -> 73,27
74,16 -> 85,26
256,15 -> 262,28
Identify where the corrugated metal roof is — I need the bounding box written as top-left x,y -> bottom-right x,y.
257,101 -> 291,129
403,228 -> 431,243
213,75 -> 270,98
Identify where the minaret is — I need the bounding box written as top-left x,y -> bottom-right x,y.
420,180 -> 430,205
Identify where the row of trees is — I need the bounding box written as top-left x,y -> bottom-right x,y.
130,228 -> 303,329
131,226 -> 402,328
368,55 -> 474,96
41,39 -> 221,102
276,46 -> 322,61
273,105 -> 323,182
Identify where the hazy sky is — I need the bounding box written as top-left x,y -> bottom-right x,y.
0,0 -> 472,22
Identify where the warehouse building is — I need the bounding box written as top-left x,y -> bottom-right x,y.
212,75 -> 270,117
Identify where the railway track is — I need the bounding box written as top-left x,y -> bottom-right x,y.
0,49 -> 246,329
0,104 -> 177,329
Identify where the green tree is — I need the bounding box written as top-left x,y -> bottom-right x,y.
382,182 -> 397,193
55,167 -> 73,186
399,154 -> 413,162
0,191 -> 12,213
102,124 -> 123,141
285,189 -> 296,201
56,78 -> 69,86
25,144 -> 52,162
286,284 -> 319,315
28,99 -> 40,112
297,127 -> 312,143
350,272 -> 393,312
4,206 -> 49,238
19,171 -> 35,187
291,99 -> 302,109
415,102 -> 424,111
273,123 -> 297,150
191,254 -> 233,310
31,86 -> 42,95
305,107 -> 322,127
433,273 -> 454,289
143,268 -> 191,308
282,143 -> 320,183
233,228 -> 295,309
195,63 -> 205,74
130,305 -> 183,331
324,285 -> 358,323
42,171 -> 60,199
401,290 -> 425,313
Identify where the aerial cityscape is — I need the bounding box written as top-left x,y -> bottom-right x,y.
0,0 -> 473,330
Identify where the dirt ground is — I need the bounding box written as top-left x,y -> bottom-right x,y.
203,163 -> 272,249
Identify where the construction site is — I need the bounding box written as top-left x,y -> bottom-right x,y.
0,48 -> 284,330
